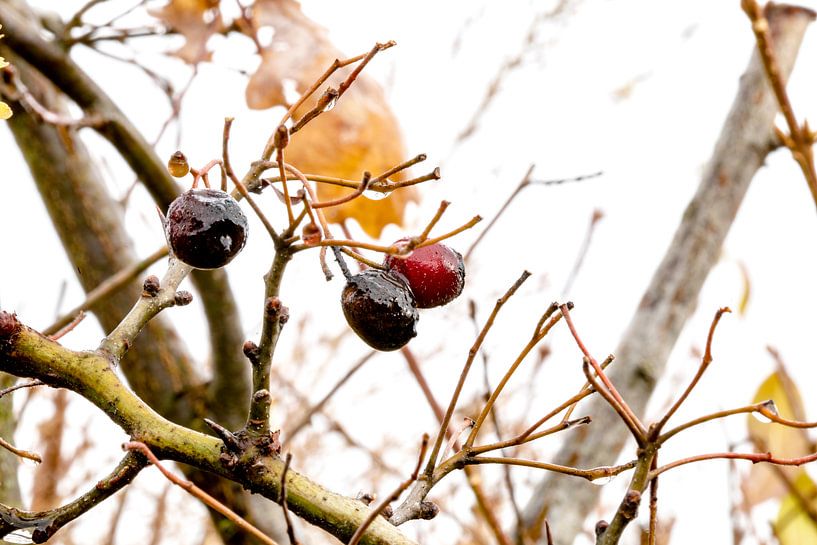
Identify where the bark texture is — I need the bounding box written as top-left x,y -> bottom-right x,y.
520,5 -> 815,544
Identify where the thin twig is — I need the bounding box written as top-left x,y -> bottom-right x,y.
648,456 -> 658,545
400,346 -> 514,545
371,154 -> 427,182
652,307 -> 730,436
650,450 -> 817,479
0,380 -> 44,399
347,435 -> 428,545
43,246 -> 169,336
467,456 -> 637,483
279,453 -> 299,545
560,304 -> 647,441
123,442 -> 280,545
311,172 -> 371,209
464,303 -> 564,450
424,271 -> 531,477
0,435 -> 41,463
742,0 -> 817,209
561,209 -> 604,298
48,311 -> 86,341
285,352 -> 376,440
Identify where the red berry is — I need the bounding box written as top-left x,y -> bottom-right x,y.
383,242 -> 465,308
165,188 -> 248,269
341,269 -> 419,351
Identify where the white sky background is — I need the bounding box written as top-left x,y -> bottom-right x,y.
2,1 -> 817,544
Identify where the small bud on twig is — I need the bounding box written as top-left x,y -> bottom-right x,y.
167,151 -> 190,178
274,125 -> 290,149
174,291 -> 193,306
142,275 -> 161,297
418,501 -> 439,520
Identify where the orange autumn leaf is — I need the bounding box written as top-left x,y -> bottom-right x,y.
245,0 -> 418,238
149,0 -> 222,64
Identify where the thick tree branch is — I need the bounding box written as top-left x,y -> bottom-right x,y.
0,313 -> 418,545
0,0 -> 251,432
0,451 -> 146,543
520,5 -> 815,544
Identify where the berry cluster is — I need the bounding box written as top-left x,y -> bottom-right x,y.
161,160 -> 464,353
341,242 -> 465,351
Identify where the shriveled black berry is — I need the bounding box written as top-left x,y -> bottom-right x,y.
165,188 -> 248,269
341,269 -> 419,351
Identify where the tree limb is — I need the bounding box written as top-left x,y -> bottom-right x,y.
0,313 -> 418,545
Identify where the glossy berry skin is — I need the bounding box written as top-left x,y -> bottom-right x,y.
165,188 -> 248,269
341,269 -> 419,351
383,242 -> 465,308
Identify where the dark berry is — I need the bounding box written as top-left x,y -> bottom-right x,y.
165,188 -> 248,269
341,269 -> 419,351
383,242 -> 465,308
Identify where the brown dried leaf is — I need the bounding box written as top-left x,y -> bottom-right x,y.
149,0 -> 222,64
245,0 -> 417,238
245,0 -> 330,110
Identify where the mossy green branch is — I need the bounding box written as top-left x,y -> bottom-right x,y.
0,312 -> 418,545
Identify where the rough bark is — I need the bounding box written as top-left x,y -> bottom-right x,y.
0,0 -> 251,433
1,21 -> 269,545
0,373 -> 21,507
520,4 -> 815,544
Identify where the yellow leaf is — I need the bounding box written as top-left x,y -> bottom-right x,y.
775,471 -> 817,544
744,370 -> 811,506
148,0 -> 221,64
0,101 -> 11,120
245,0 -> 418,238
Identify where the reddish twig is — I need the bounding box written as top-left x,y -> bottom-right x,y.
742,0 -> 817,209
561,208 -> 604,298
347,434 -> 428,545
48,310 -> 86,341
424,271 -> 531,477
464,303 -> 564,450
279,453 -> 299,545
560,304 -> 646,441
650,450 -> 817,479
0,435 -> 41,463
652,307 -> 731,436
311,172 -> 371,209
122,442 -> 279,545
0,379 -> 44,399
